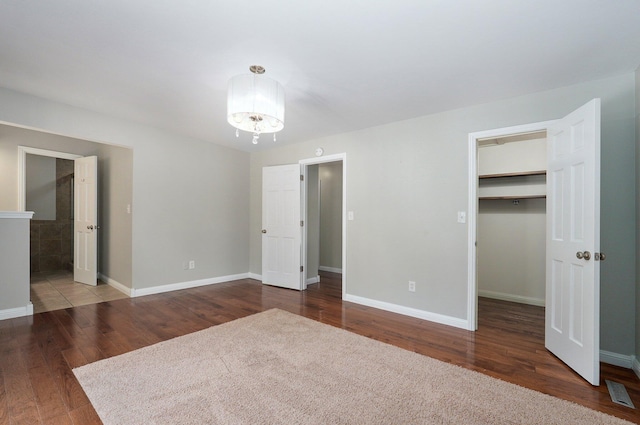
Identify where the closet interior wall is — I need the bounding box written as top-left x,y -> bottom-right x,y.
477,133 -> 547,306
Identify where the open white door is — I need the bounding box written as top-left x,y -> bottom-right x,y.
545,99 -> 601,385
74,156 -> 98,286
262,164 -> 302,290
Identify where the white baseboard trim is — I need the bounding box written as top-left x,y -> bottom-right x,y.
0,303 -> 33,321
98,273 -> 132,297
130,273 -> 250,298
248,273 -> 262,281
319,266 -> 342,274
344,294 -> 468,330
632,356 -> 640,379
306,276 -> 320,285
600,350 -> 634,369
478,290 -> 545,307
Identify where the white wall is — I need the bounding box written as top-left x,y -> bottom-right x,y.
250,73 -> 636,356
319,162 -> 343,271
0,87 -> 250,292
25,154 -> 56,220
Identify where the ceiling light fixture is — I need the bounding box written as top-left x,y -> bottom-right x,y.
227,65 -> 285,144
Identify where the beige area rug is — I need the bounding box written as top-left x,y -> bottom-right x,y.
74,309 -> 632,425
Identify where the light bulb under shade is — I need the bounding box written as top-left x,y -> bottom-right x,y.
227,74 -> 284,134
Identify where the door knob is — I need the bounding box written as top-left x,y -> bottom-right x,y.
87,225 -> 94,230
261,229 -> 267,234
595,252 -> 606,261
576,251 -> 591,260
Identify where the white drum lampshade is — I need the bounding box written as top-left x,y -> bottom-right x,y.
227,68 -> 284,143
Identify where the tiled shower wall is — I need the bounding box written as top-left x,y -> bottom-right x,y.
30,158 -> 74,273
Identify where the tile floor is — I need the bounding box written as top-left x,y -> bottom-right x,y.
30,271 -> 129,313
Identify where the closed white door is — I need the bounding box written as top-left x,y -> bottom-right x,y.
545,99 -> 601,385
74,156 -> 98,286
262,164 -> 302,290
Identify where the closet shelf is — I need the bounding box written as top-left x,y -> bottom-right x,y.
479,170 -> 546,179
480,195 -> 546,200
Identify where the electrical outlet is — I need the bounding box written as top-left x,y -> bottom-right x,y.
188,260 -> 195,270
408,281 -> 416,292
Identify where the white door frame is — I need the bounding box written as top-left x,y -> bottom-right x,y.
467,121 -> 556,331
300,153 -> 347,299
18,146 -> 83,210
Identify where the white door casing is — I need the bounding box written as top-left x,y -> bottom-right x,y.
545,99 -> 601,385
262,164 -> 302,290
300,153 -> 348,298
74,156 -> 98,286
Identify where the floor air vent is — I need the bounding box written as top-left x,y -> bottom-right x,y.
605,380 -> 635,409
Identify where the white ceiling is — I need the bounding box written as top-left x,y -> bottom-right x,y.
1,1 -> 639,152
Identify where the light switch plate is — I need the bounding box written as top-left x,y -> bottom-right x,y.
457,211 -> 466,223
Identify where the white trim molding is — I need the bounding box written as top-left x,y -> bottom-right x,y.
130,273 -> 250,298
299,153 -> 347,300
632,356 -> 640,379
306,276 -> 320,285
599,350 -> 635,369
0,303 -> 33,321
318,266 -> 342,274
344,294 -> 468,330
248,272 -> 262,281
17,146 -> 83,211
467,120 -> 558,331
98,273 -> 132,297
0,211 -> 34,219
478,290 -> 545,307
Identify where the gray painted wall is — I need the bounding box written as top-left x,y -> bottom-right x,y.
306,165 -> 320,281
636,66 -> 640,364
319,162 -> 343,270
96,143 -> 134,287
25,154 -> 56,220
0,87 -> 250,291
249,73 -> 637,356
0,215 -> 31,312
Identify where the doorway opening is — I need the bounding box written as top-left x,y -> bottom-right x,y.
467,121 -> 555,331
20,147 -> 83,282
26,155 -> 76,274
473,130 -> 548,349
18,146 -> 127,312
301,153 -> 346,298
476,131 -> 547,323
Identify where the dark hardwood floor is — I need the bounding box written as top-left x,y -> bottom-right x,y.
1,271 -> 638,424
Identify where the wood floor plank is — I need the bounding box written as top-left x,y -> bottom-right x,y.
1,346 -> 41,424
68,403 -> 101,425
2,272 -> 638,424
21,340 -> 69,421
0,368 -> 9,425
